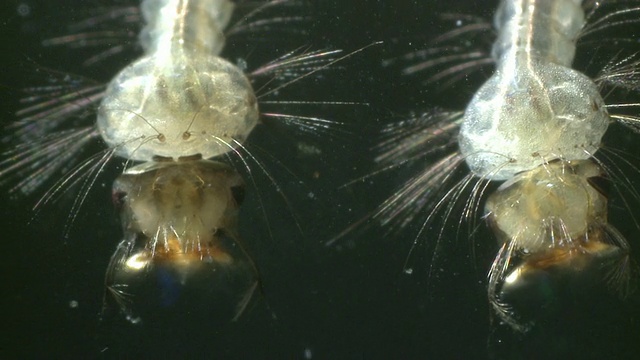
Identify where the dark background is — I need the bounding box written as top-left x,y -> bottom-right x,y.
2,1 -> 640,359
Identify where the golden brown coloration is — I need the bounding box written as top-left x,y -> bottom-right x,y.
106,157 -> 258,323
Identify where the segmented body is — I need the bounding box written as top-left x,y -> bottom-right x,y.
84,0 -> 259,323
1,0 -> 343,324
380,0 -> 638,331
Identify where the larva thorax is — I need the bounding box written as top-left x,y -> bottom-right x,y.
460,0 -> 608,181
98,0 -> 259,162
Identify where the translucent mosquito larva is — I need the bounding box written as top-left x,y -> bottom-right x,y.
377,0 -> 640,332
1,0 -> 349,325
468,0 -> 634,331
97,0 -> 260,323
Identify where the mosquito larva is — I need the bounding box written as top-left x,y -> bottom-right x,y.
1,0 -> 347,325
379,0 -> 639,332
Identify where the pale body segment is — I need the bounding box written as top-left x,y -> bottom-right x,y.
459,0 -> 609,180
97,0 -> 259,161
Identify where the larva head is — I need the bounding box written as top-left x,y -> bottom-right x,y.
485,160 -> 606,253
98,53 -> 259,161
106,159 -> 257,323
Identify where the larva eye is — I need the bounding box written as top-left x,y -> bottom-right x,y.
112,189 -> 127,210
230,184 -> 246,206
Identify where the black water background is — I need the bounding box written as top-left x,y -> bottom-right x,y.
1,1 -> 640,358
